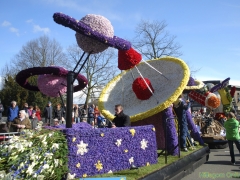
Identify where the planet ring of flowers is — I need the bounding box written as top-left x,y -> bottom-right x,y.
99,57 -> 190,122
15,66 -> 88,92
53,12 -> 131,51
185,79 -> 205,90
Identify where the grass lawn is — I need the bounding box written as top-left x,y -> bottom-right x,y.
89,145 -> 205,180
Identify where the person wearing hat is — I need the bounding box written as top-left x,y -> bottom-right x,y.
30,110 -> 39,130
43,101 -> 53,126
53,118 -> 60,126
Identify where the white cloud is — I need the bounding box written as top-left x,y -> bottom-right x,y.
26,19 -> 33,23
2,20 -> 11,27
9,27 -> 19,36
33,25 -> 50,34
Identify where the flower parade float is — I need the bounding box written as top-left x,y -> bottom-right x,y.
188,77 -> 236,147
0,12 -> 210,180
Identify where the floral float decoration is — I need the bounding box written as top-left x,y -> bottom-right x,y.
15,66 -> 88,97
99,56 -> 190,122
53,12 -> 131,53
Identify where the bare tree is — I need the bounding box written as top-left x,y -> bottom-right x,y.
11,35 -> 69,72
133,20 -> 182,60
67,44 -> 117,105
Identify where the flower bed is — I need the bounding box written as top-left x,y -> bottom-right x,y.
62,124 -> 158,178
0,130 -> 68,179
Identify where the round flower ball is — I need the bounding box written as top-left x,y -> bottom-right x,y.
75,14 -> 114,54
118,47 -> 142,70
38,74 -> 67,97
132,77 -> 154,100
205,93 -> 221,109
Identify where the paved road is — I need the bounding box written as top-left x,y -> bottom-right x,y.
183,145 -> 240,180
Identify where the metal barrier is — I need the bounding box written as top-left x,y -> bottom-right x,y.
0,132 -> 21,143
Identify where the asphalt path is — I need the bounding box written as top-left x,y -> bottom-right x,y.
183,145 -> 240,180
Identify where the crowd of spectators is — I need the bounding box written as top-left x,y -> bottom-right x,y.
0,101 -> 127,133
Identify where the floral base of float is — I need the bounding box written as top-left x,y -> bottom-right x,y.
61,124 -> 158,178
0,123 -> 158,179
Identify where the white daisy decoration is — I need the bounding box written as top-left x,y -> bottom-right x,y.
76,140 -> 88,155
67,173 -> 76,180
129,157 -> 134,164
115,139 -> 122,147
108,170 -> 113,174
140,139 -> 148,150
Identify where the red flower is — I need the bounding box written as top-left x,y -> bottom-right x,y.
132,77 -> 154,100
230,86 -> 236,98
118,47 -> 142,70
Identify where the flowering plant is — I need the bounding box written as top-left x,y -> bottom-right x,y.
0,129 -> 68,179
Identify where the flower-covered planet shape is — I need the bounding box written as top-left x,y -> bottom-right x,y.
75,14 -> 114,54
38,74 -> 67,97
53,12 -> 131,53
16,66 -> 88,97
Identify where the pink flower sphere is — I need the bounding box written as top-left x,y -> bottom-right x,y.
75,14 -> 114,54
37,74 -> 67,97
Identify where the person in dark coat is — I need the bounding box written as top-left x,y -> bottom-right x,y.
29,110 -> 39,130
173,95 -> 191,152
110,104 -> 131,128
43,102 -> 53,125
23,103 -> 28,114
0,100 -> 4,121
54,104 -> 64,124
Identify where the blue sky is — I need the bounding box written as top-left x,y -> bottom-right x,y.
1,0 -> 240,85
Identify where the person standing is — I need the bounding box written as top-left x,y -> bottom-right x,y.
0,100 -> 4,122
54,104 -> 64,124
29,110 -> 39,130
173,95 -> 191,152
88,104 -> 95,125
12,110 -> 31,132
43,102 -> 53,125
110,104 -> 131,128
23,103 -> 28,114
7,101 -> 19,132
34,106 -> 41,121
73,104 -> 81,123
224,112 -> 240,165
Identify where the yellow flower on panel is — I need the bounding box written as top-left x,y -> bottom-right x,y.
76,163 -> 80,168
129,129 -> 136,137
72,137 -> 76,142
124,149 -> 128,153
95,160 -> 103,171
83,174 -> 87,177
100,133 -> 104,137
